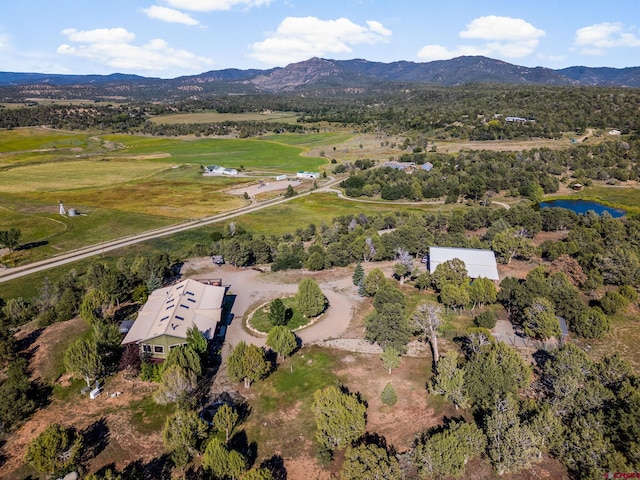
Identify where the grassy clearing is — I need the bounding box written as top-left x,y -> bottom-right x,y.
102,134 -> 327,172
577,312 -> 640,370
0,127 -> 93,153
248,296 -> 308,333
149,111 -> 301,125
237,192 -> 451,235
258,132 -> 354,147
128,396 -> 176,434
0,159 -> 169,193
244,347 -> 340,453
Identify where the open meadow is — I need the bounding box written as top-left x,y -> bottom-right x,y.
0,128 -> 338,266
148,110 -> 301,125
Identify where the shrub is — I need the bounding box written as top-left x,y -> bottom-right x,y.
599,291 -> 629,315
381,383 -> 397,406
618,285 -> 638,303
474,311 -> 497,329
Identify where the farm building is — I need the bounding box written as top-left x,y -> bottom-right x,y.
296,171 -> 320,179
204,165 -> 238,176
122,278 -> 227,360
427,246 -> 499,281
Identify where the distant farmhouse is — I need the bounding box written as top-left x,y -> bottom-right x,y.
297,171 -> 320,179
427,246 -> 500,281
505,116 -> 536,123
122,278 -> 227,360
204,165 -> 238,176
382,161 -> 433,173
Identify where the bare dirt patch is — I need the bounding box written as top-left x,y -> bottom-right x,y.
0,369 -> 162,479
333,352 -> 445,453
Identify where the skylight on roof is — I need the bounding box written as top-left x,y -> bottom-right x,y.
175,315 -> 184,321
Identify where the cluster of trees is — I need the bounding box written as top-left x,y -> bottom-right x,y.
0,104 -> 148,131
4,83 -> 640,143
137,119 -> 307,138
339,139 -> 638,203
0,227 -> 21,252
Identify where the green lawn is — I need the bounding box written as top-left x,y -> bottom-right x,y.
244,347 -> 340,453
248,296 -> 309,333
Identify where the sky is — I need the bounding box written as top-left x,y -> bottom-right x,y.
2,0 -> 640,78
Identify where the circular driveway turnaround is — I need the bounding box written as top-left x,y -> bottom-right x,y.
185,263 -> 360,352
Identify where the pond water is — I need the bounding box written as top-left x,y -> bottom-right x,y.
538,199 -> 626,218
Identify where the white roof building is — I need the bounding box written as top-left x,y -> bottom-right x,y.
122,278 -> 227,359
428,246 -> 499,281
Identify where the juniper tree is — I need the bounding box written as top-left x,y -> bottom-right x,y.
296,278 -> 326,318
227,341 -> 270,388
213,404 -> 239,444
266,325 -> 297,360
162,408 -> 208,467
341,443 -> 401,480
312,385 -> 366,451
429,350 -> 469,410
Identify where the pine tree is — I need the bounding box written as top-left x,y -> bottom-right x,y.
381,383 -> 397,406
352,262 -> 365,287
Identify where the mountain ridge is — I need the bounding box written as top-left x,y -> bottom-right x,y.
1,56 -> 638,101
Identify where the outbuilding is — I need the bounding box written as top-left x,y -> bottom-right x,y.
427,246 -> 499,281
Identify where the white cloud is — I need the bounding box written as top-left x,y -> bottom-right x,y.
460,15 -> 545,42
61,27 -> 135,44
162,0 -> 272,12
248,16 -> 392,65
57,27 -> 213,74
141,6 -> 199,26
366,20 -> 392,37
418,15 -> 545,62
574,22 -> 640,55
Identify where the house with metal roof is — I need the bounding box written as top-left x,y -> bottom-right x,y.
428,246 -> 500,281
122,278 -> 227,360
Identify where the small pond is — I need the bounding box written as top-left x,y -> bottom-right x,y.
538,199 -> 626,218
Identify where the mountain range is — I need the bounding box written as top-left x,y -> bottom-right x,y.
1,56 -> 639,101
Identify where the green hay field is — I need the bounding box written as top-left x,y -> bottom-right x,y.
101,134 -> 327,172
0,129 -> 334,266
235,192 -> 454,235
0,127 -> 93,154
149,110 -> 301,125
0,159 -> 170,193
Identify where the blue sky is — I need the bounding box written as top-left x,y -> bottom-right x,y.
2,0 -> 640,78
